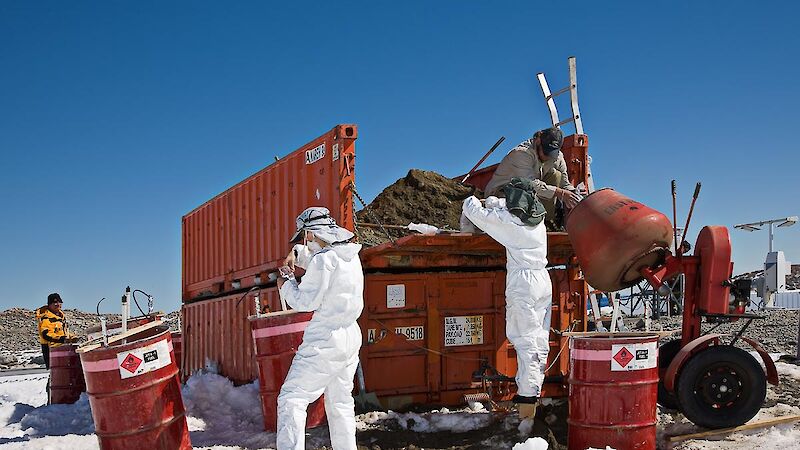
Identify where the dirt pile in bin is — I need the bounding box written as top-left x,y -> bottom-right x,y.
355,169 -> 478,246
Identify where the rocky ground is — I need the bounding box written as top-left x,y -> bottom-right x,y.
0,308 -> 180,369
654,309 -> 799,355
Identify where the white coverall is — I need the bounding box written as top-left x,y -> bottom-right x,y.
277,242 -> 364,450
462,196 -> 552,397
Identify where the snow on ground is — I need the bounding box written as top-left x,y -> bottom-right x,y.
382,405 -> 493,433
2,359 -> 800,449
775,361 -> 800,380
512,436 -> 548,450
0,373 -> 98,449
662,403 -> 800,450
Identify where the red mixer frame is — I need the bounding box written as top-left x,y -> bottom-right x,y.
638,225 -> 779,428
638,226 -> 778,387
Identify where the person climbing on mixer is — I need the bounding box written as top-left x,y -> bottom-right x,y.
483,127 -> 582,228
462,178 -> 551,419
275,206 -> 364,450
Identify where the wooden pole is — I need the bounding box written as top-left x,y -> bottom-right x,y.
666,415 -> 800,445
78,320 -> 165,353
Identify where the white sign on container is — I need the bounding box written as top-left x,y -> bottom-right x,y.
395,325 -> 424,341
610,341 -> 657,371
444,315 -> 484,346
305,144 -> 326,164
116,339 -> 172,379
387,284 -> 406,308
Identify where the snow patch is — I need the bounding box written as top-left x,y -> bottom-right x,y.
388,407 -> 493,433
354,410 -> 388,431
776,361 -> 800,380
518,417 -> 534,437
19,393 -> 94,436
181,371 -> 277,449
664,404 -> 800,450
512,436 -> 549,450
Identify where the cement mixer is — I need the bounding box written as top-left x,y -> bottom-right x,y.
567,188 -> 777,429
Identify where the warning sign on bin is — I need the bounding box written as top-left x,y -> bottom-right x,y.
116,339 -> 172,379
444,315 -> 484,347
610,341 -> 657,371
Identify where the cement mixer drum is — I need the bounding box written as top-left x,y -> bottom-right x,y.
566,189 -> 674,292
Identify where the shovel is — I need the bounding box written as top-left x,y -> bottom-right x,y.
354,361 -> 383,414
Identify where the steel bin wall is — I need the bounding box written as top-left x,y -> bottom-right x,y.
359,268 -> 586,408
567,335 -> 659,450
249,311 -> 326,431
79,325 -> 191,450
48,344 -> 85,404
182,124 -> 357,301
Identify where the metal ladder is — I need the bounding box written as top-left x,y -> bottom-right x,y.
536,56 -> 593,193
536,56 -> 583,135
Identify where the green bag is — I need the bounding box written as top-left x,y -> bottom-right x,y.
503,177 -> 546,227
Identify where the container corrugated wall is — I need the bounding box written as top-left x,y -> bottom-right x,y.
181,293 -> 260,384
182,124 -> 357,301
773,291 -> 800,309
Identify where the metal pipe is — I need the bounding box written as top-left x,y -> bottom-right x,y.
671,180 -> 678,255
100,316 -> 108,346
121,286 -> 131,335
681,182 -> 702,249
769,222 -> 774,253
461,136 -> 505,183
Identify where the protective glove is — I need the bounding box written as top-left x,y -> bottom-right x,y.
556,188 -> 582,209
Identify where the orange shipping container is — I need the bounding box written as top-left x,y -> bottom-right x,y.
358,233 -> 586,408
182,124 -> 357,301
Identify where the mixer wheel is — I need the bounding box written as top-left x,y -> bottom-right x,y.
657,340 -> 681,410
676,345 -> 766,429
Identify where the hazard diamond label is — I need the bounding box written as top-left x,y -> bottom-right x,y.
613,347 -> 634,368
116,339 -> 172,379
120,353 -> 143,374
611,342 -> 658,371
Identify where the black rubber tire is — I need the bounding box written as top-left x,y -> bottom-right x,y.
676,345 -> 767,429
657,340 -> 682,410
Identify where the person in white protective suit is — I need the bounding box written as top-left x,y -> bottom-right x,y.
275,206 -> 364,450
461,178 -> 552,418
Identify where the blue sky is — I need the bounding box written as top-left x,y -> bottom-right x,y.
1,1 -> 798,313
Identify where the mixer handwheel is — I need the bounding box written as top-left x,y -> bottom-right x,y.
676,345 -> 766,429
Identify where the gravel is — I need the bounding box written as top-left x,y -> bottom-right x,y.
652,309 -> 799,355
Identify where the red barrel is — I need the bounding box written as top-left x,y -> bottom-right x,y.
566,189 -> 673,291
250,311 -> 326,432
171,331 -> 182,382
79,325 -> 191,450
49,344 -> 86,404
568,335 -> 659,450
